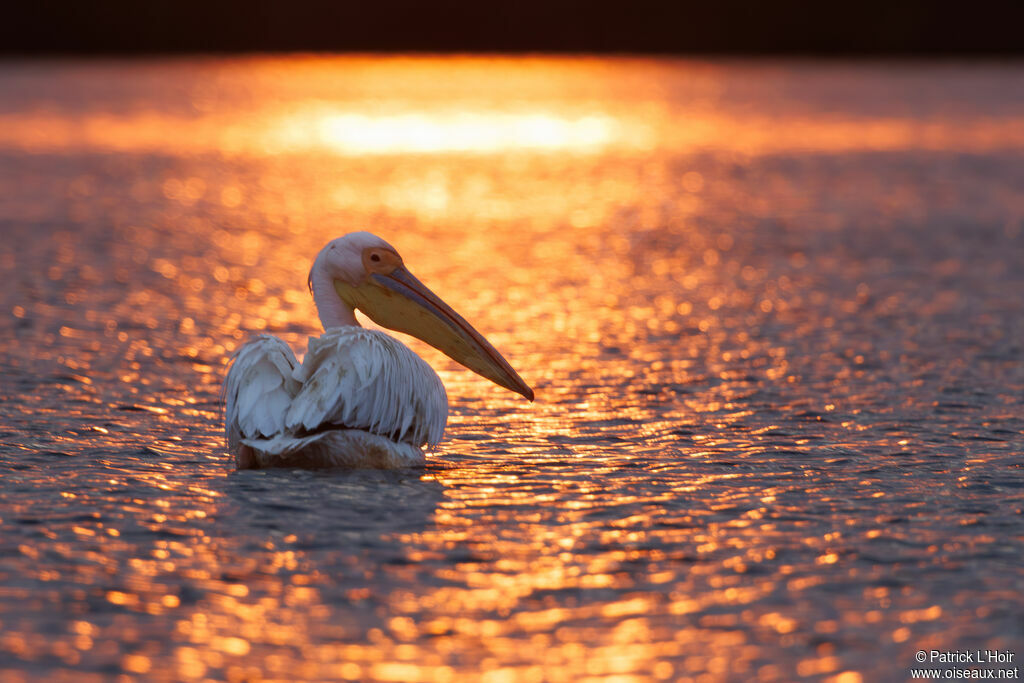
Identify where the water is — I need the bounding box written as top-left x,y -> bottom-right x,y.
0,57 -> 1022,682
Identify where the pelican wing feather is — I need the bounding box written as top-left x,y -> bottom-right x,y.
284,327 -> 447,447
224,334 -> 300,451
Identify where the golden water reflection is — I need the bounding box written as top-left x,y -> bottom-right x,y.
0,57 -> 1021,682
3,108 -> 1022,157
0,57 -> 1022,157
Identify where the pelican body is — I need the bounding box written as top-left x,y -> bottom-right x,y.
224,232 -> 532,469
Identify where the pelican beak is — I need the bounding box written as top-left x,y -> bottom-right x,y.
334,267 -> 534,401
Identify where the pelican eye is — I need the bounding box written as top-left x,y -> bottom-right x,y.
370,253 -> 381,262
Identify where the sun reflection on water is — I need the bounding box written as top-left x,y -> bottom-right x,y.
0,57 -> 1022,159
275,110 -> 619,154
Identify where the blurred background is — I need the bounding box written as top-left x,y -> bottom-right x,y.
1,3 -> 1022,683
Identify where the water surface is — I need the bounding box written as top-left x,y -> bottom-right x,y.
0,57 -> 1022,682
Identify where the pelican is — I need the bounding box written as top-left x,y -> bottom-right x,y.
224,231 -> 533,469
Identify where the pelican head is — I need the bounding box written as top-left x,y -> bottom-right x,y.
309,232 -> 533,401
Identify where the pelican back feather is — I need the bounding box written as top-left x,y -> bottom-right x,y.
284,327 -> 447,447
224,335 -> 300,451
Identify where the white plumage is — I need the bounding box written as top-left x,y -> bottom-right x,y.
224,335 -> 299,452
286,328 -> 446,446
222,231 -> 532,469
225,328 -> 447,468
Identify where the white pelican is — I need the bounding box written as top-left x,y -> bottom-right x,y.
224,231 -> 533,469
